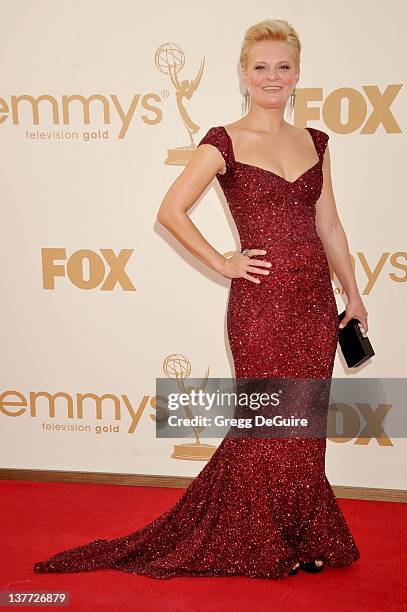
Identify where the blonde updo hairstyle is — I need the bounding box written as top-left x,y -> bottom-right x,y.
240,19 -> 301,72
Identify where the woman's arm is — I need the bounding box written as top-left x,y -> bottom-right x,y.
156,144 -> 271,284
315,146 -> 369,331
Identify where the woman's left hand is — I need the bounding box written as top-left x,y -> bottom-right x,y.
339,296 -> 368,333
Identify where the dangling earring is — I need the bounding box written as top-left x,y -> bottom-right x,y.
243,87 -> 251,116
288,88 -> 296,118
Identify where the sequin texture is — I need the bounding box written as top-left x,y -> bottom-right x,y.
33,125 -> 361,580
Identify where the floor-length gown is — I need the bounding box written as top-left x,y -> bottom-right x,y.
33,125 -> 361,580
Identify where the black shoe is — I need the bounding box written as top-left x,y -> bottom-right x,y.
299,560 -> 324,573
288,563 -> 300,576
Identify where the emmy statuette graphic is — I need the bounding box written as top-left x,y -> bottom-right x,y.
163,354 -> 217,460
155,43 -> 205,166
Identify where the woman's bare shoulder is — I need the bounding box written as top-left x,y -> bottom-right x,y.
223,120 -> 249,134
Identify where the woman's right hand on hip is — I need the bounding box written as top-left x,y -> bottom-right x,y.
220,249 -> 272,283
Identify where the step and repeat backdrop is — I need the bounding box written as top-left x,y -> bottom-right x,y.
1,1 -> 406,490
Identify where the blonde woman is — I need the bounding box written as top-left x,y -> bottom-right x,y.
34,19 -> 364,580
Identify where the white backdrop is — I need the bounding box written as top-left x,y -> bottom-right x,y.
1,0 -> 406,490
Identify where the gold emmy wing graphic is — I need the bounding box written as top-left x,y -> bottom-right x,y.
155,43 -> 205,166
162,354 -> 216,460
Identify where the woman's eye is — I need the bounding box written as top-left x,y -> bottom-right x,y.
255,65 -> 290,70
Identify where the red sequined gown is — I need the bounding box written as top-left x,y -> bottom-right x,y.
33,125 -> 361,580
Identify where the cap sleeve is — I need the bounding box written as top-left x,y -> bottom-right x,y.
197,126 -> 233,176
314,128 -> 329,161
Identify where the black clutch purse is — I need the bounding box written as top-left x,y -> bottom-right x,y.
338,310 -> 375,368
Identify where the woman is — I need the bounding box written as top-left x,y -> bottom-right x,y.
33,19 -> 365,580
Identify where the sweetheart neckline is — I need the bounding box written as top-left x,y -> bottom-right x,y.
234,158 -> 320,184
220,125 -> 321,185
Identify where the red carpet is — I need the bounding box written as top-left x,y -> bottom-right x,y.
0,479 -> 405,611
